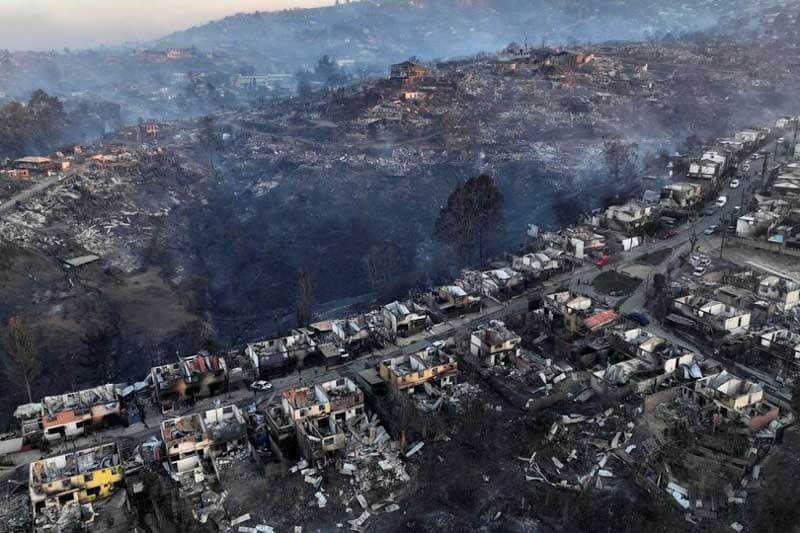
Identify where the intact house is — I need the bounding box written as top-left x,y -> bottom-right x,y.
39,384 -> 121,442
14,156 -> 53,173
246,329 -> 317,376
274,378 -> 365,462
661,182 -> 703,209
378,346 -> 458,396
682,371 -> 778,430
757,275 -> 800,311
383,300 -> 429,339
673,294 -> 751,334
29,442 -> 123,533
151,353 -> 228,414
470,320 -> 521,366
604,201 -> 655,233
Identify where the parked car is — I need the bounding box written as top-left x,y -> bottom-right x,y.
594,254 -> 610,267
727,224 -> 737,233
625,312 -> 650,326
250,380 -> 274,392
693,266 -> 706,277
659,228 -> 678,240
730,179 -> 740,189
703,225 -> 717,235
732,206 -> 741,215
716,195 -> 728,208
703,207 -> 716,216
743,163 -> 751,172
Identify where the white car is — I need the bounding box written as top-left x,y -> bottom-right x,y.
716,195 -> 728,208
693,266 -> 706,277
730,179 -> 740,189
250,380 -> 274,392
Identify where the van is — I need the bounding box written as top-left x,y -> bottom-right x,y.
716,196 -> 728,208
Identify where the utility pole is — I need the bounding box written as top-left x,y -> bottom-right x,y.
719,222 -> 726,259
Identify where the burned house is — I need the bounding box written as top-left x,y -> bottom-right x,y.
661,182 -> 703,209
759,328 -> 800,370
756,275 -> 800,311
683,371 -> 778,430
604,201 -> 655,234
378,345 -> 458,396
470,320 -> 521,366
482,267 -> 524,295
383,301 -> 429,339
160,413 -> 220,505
13,402 -> 44,444
246,329 -> 318,375
276,378 -> 365,461
151,353 -> 228,414
435,285 -> 482,313
40,384 -> 121,442
563,228 -> 606,259
543,290 -> 598,335
203,405 -> 248,456
673,294 -> 751,334
29,442 -> 123,532
390,61 -> 428,84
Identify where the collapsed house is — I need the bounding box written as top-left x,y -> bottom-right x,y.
151,353 -> 228,414
203,405 -> 248,457
29,442 -> 123,532
39,384 -> 121,442
682,371 -> 778,430
470,320 -> 521,366
273,378 -> 365,462
246,329 -> 318,376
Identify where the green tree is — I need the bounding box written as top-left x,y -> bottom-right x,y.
434,174 -> 505,266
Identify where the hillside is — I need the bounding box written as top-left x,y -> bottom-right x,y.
157,0 -> 786,72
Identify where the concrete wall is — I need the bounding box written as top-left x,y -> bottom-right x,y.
643,386 -> 681,412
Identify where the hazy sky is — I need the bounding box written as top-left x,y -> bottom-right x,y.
0,0 -> 333,51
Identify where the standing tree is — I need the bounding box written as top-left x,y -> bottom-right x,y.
3,316 -> 40,403
199,115 -> 217,170
434,174 -> 505,266
295,268 -> 315,328
603,137 -> 639,190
